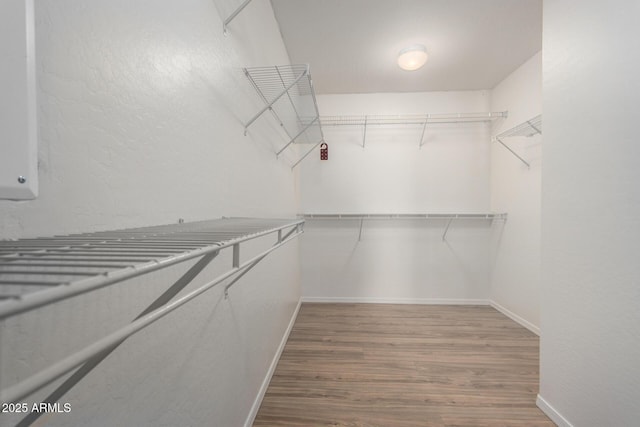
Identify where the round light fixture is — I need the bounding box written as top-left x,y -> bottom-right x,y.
397,44 -> 428,71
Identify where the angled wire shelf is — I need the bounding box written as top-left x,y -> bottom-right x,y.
243,64 -> 324,169
0,217 -> 304,406
493,114 -> 542,168
0,217 -> 303,319
320,112 -> 507,148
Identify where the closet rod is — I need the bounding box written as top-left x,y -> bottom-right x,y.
0,230 -> 302,405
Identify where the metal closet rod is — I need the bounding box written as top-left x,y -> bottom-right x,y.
0,220 -> 304,320
0,229 -> 302,405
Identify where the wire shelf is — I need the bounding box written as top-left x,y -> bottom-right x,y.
301,213 -> 507,220
300,213 -> 507,242
495,114 -> 542,139
0,217 -> 304,319
493,115 -> 542,168
243,64 -> 324,168
321,112 -> 507,127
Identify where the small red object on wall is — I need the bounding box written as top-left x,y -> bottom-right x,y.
320,143 -> 328,160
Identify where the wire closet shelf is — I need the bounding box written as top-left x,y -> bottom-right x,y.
0,217 -> 304,406
320,112 -> 507,148
0,217 -> 304,320
320,112 -> 507,127
301,213 -> 507,242
493,114 -> 542,168
244,64 -> 324,169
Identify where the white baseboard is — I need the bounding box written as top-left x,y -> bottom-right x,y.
489,300 -> 540,336
537,394 -> 573,427
244,299 -> 301,427
301,296 -> 490,305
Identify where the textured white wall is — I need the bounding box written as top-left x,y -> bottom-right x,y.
0,1 -> 300,426
540,1 -> 640,425
490,52 -> 542,333
299,91 -> 494,302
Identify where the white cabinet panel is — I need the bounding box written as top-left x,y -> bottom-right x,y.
1,0 -> 37,199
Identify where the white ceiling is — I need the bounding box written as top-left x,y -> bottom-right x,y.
270,0 -> 542,94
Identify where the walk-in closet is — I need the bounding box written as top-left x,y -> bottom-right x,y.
1,1 -> 638,426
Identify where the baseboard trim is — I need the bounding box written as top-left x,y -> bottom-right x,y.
489,300 -> 540,335
244,299 -> 301,427
537,394 -> 573,427
301,296 -> 490,305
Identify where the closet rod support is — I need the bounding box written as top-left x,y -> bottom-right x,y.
358,218 -> 364,241
223,0 -> 254,34
244,67 -> 309,134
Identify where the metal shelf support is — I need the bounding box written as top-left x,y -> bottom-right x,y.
276,117 -> 319,157
291,138 -> 324,170
362,117 -> 368,148
223,0 -> 254,34
495,138 -> 531,168
419,119 -> 428,148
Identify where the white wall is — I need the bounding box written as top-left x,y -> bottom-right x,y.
302,91 -> 492,213
540,1 -> 640,425
300,91 -> 496,302
0,1 -> 299,426
490,51 -> 542,333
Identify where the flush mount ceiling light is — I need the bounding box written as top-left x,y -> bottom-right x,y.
397,44 -> 428,71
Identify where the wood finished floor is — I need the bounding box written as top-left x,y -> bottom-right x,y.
254,303 -> 554,427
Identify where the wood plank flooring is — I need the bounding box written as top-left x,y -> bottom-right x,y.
254,303 -> 554,427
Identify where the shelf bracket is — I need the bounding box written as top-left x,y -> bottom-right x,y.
495,137 -> 530,168
362,116 -> 368,148
358,217 -> 364,241
527,120 -> 542,135
223,0 -> 254,34
225,225 -> 300,298
276,117 -> 319,157
418,118 -> 429,148
442,217 -> 455,241
291,138 -> 324,170
244,67 -> 308,134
